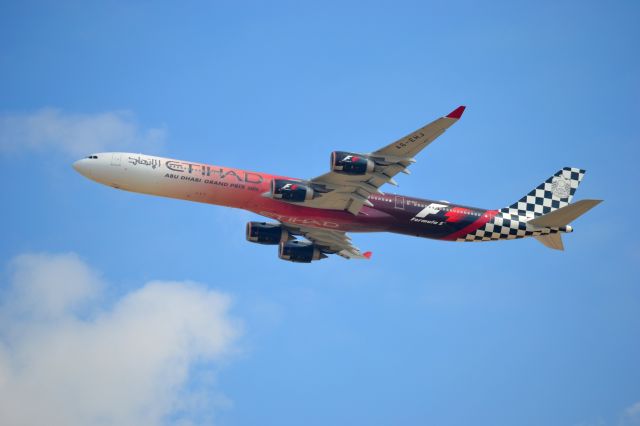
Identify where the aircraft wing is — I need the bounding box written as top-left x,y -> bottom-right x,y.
304,106 -> 466,215
281,224 -> 372,260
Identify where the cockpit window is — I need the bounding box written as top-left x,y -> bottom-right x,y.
85,155 -> 99,159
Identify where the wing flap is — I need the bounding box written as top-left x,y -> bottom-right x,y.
281,224 -> 371,260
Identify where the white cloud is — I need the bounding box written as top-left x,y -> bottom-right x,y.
7,253 -> 101,319
621,401 -> 640,426
0,253 -> 240,426
0,108 -> 166,157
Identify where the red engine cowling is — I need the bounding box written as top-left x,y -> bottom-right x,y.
330,151 -> 374,175
271,179 -> 314,202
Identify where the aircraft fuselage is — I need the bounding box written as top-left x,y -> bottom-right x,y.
73,152 -> 501,242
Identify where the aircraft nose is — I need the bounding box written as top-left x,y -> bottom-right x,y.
72,158 -> 90,177
73,159 -> 83,172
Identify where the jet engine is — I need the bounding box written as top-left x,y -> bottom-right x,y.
278,240 -> 327,263
246,222 -> 288,245
330,151 -> 375,175
271,179 -> 314,202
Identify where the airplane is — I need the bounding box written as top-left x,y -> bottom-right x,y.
73,106 -> 602,263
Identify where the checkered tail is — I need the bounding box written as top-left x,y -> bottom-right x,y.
500,167 -> 586,218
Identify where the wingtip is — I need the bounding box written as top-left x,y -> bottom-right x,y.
363,251 -> 373,260
446,105 -> 466,119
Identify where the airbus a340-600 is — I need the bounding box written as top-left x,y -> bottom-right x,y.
73,106 -> 601,263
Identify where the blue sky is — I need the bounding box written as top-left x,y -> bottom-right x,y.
0,1 -> 639,425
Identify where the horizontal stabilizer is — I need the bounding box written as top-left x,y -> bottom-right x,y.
535,233 -> 564,251
528,199 -> 602,228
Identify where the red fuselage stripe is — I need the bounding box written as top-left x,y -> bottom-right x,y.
442,210 -> 498,241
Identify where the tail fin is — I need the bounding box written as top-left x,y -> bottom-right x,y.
501,167 -> 586,218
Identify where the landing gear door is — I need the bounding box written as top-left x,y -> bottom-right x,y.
394,195 -> 405,210
110,153 -> 121,166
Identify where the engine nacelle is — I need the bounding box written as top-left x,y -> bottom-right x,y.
278,240 -> 327,263
271,179 -> 314,202
330,151 -> 375,175
246,222 -> 288,245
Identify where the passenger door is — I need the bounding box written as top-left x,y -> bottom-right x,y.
394,195 -> 405,210
110,153 -> 121,166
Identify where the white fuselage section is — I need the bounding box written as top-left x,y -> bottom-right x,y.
73,152 -> 260,209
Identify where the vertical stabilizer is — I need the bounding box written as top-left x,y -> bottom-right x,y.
502,167 -> 586,218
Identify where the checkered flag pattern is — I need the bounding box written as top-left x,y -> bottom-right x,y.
458,167 -> 585,243
458,214 -> 561,242
500,167 -> 586,219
